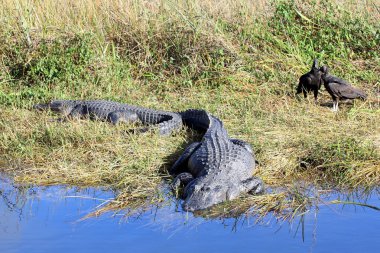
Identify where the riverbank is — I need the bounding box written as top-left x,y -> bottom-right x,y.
0,0 -> 379,218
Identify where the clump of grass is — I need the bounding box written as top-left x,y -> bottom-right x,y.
297,137 -> 379,188
0,0 -> 379,220
268,0 -> 380,59
110,23 -> 239,86
2,34 -> 94,86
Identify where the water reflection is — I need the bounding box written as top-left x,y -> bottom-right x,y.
1,177 -> 380,253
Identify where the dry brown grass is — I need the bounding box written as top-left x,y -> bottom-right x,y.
2,0 -> 379,43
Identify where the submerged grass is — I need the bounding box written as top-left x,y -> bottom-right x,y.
0,0 -> 379,219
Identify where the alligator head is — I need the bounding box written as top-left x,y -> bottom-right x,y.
182,175 -> 263,212
33,100 -> 79,116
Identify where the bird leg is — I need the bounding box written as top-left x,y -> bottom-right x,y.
313,90 -> 319,104
332,98 -> 339,112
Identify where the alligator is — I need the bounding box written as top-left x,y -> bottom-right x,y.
170,109 -> 264,212
320,66 -> 367,111
33,100 -> 183,135
33,100 -> 263,211
296,59 -> 323,103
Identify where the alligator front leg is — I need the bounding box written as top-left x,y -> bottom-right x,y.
245,176 -> 264,194
169,142 -> 201,175
67,104 -> 88,119
107,110 -> 139,125
172,172 -> 194,190
226,176 -> 264,200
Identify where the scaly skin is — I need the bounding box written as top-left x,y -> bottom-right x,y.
171,109 -> 263,212
33,100 -> 263,211
33,100 -> 182,135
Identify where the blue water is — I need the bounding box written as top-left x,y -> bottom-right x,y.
1,178 -> 379,253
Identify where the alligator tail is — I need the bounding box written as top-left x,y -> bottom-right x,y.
156,113 -> 183,136
179,109 -> 210,132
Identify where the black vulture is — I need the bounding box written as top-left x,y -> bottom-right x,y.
320,66 -> 367,111
296,59 -> 323,103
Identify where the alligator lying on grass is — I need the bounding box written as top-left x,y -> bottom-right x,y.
170,109 -> 264,212
33,100 -> 182,135
33,100 -> 263,211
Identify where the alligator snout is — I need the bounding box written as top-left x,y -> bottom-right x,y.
182,202 -> 195,212
33,103 -> 50,111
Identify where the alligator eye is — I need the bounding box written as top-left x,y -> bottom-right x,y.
201,186 -> 211,191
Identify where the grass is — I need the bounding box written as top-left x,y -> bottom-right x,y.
0,0 -> 379,220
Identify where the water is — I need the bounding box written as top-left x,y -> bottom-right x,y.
1,177 -> 379,253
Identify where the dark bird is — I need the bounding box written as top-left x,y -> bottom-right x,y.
296,59 -> 323,103
320,65 -> 367,111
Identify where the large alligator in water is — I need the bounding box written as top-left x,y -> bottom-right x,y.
33,100 -> 183,135
170,109 -> 264,212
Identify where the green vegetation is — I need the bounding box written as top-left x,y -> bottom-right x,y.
0,0 -> 379,219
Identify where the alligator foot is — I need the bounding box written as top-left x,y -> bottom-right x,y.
172,172 -> 194,190
170,142 -> 201,175
107,110 -> 139,125
245,177 -> 264,195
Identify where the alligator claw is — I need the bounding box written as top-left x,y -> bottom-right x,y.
172,177 -> 182,190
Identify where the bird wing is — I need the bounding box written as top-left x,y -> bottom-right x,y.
324,74 -> 351,86
328,82 -> 367,99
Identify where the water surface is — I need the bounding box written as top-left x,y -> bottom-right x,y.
1,177 -> 379,253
